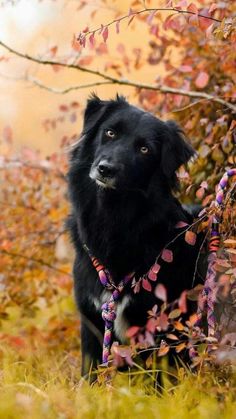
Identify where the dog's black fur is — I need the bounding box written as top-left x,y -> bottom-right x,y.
67,95 -> 204,377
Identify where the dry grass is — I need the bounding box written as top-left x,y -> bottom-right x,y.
0,343 -> 235,419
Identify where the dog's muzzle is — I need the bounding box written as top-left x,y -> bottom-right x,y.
89,160 -> 117,189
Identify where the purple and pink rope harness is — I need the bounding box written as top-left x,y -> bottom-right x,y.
85,168 -> 236,365
197,168 -> 236,338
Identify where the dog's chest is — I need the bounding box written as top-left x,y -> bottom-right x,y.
91,291 -> 132,343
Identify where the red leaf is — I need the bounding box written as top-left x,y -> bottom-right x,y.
185,231 -> 197,246
161,249 -> 173,263
72,35 -> 82,52
102,27 -> 109,43
195,71 -> 209,89
126,326 -> 140,338
50,46 -> 58,57
178,290 -> 187,313
142,278 -> 152,292
89,33 -> 95,46
152,263 -> 161,274
146,318 -> 156,333
155,284 -> 167,302
187,3 -> 198,14
59,104 -> 69,112
158,313 -> 169,330
196,187 -> 205,199
148,270 -> 157,281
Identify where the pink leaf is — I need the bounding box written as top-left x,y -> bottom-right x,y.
147,10 -> 156,25
115,20 -> 120,34
187,3 -> 198,14
152,263 -> 161,274
208,3 -> 217,14
155,284 -> 167,302
185,231 -> 197,246
206,23 -> 214,38
82,26 -> 89,33
3,125 -> 13,143
175,0 -> 187,9
161,249 -> 173,263
126,326 -> 140,338
175,221 -> 189,229
189,14 -> 199,26
148,270 -> 157,281
142,278 -> 152,292
195,71 -> 209,88
102,27 -> 109,43
179,65 -> 192,73
128,7 -> 134,16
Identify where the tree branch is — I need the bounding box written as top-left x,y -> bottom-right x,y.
80,7 -> 221,40
0,40 -> 235,112
1,249 -> 72,276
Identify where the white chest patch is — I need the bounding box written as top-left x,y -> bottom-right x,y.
90,291 -> 131,343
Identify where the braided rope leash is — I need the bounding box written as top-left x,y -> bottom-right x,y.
197,168 -> 236,338
85,248 -> 134,365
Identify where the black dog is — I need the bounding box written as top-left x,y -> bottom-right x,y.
67,95 -> 204,377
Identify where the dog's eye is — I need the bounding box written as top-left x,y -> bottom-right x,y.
105,129 -> 116,138
140,146 -> 149,154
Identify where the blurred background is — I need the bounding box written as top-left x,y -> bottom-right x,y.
0,0 -> 168,155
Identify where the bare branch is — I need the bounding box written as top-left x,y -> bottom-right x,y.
27,76 -> 236,113
0,40 -> 235,112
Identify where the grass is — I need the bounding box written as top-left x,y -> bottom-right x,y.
0,343 -> 235,419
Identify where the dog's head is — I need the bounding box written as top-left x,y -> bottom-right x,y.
80,94 -> 195,192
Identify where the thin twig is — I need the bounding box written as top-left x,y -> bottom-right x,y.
81,7 -> 221,38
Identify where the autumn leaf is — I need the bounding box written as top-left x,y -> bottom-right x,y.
102,27 -> 109,43
142,278 -> 152,292
155,284 -> 167,302
175,342 -> 186,353
185,231 -> 197,246
195,71 -> 209,88
126,326 -> 140,338
187,3 -> 198,14
158,344 -> 170,357
169,309 -> 181,319
161,249 -> 173,263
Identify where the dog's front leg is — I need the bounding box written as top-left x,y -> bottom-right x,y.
80,315 -> 103,382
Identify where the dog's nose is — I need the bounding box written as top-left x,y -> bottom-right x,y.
98,161 -> 116,178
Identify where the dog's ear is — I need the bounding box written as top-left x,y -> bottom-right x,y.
83,94 -> 108,134
161,120 -> 195,185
